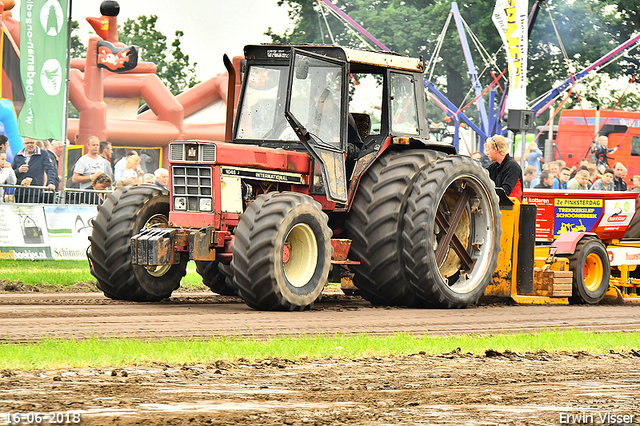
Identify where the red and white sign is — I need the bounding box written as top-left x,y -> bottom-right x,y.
607,246 -> 640,266
594,198 -> 636,238
523,195 -> 554,239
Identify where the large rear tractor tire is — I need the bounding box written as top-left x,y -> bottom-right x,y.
567,237 -> 610,304
195,261 -> 237,296
401,155 -> 501,308
231,192 -> 332,310
345,149 -> 444,306
88,185 -> 187,301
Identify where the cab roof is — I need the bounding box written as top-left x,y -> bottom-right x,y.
244,44 -> 424,73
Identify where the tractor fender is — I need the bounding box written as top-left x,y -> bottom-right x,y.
550,232 -> 599,255
345,138 -> 455,211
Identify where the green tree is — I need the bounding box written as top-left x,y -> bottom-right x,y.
118,15 -> 199,95
69,20 -> 86,60
68,20 -> 86,119
270,1 -> 638,123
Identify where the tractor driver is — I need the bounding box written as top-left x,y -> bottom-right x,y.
484,135 -> 523,201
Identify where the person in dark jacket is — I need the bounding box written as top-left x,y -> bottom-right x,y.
534,170 -> 553,189
613,162 -> 628,191
592,135 -> 617,173
11,138 -> 56,203
485,135 -> 523,200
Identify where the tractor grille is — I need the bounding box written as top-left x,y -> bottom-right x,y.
169,142 -> 216,163
172,166 -> 213,212
169,144 -> 184,161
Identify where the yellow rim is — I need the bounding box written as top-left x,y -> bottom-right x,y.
144,214 -> 171,277
583,253 -> 604,291
283,223 -> 318,288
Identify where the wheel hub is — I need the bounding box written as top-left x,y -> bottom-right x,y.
583,253 -> 604,291
283,223 -> 318,288
432,175 -> 494,295
283,243 -> 291,264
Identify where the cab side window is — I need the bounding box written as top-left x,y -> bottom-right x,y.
390,73 -> 419,135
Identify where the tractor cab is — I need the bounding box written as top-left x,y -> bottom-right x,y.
233,45 -> 450,203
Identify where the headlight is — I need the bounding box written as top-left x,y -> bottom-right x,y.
174,197 -> 187,211
199,198 -> 212,212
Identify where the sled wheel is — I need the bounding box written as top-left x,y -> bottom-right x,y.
402,155 -> 501,308
568,237 -> 610,304
231,192 -> 332,310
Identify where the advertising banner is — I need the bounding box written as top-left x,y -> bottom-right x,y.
0,203 -> 51,259
594,199 -> 636,237
0,204 -> 97,260
524,195 -> 554,239
44,205 -> 98,259
524,190 -> 637,241
17,0 -> 70,140
553,198 -> 602,236
492,0 -> 528,110
607,246 -> 640,267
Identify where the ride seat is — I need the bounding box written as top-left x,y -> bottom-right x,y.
348,113 -> 372,145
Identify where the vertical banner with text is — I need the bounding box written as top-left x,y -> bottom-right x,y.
492,0 -> 528,111
18,0 -> 69,141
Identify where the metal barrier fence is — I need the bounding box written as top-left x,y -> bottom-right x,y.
0,184 -> 112,205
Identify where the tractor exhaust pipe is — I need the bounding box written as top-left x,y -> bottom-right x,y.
223,54 -> 236,142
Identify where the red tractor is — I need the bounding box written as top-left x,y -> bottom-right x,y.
88,45 -> 501,310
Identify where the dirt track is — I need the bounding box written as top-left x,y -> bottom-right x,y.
1,290 -> 639,425
1,290 -> 640,342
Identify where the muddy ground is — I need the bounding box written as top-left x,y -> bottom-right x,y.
1,352 -> 639,425
0,286 -> 639,424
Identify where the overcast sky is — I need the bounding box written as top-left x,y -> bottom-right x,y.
11,0 -> 293,81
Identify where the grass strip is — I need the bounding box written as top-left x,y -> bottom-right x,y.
1,329 -> 638,370
0,260 -> 205,288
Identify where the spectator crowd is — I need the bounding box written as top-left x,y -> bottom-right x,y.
0,135 -> 170,204
519,136 -> 639,192
473,135 -> 640,195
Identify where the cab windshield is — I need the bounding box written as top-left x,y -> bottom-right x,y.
236,65 -> 297,141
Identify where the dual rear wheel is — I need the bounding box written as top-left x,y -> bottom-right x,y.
346,151 -> 501,308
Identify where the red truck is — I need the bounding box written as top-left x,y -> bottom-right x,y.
552,108 -> 640,179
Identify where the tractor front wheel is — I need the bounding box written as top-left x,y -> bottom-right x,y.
231,192 -> 332,310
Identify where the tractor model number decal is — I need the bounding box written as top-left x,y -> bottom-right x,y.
553,198 -> 603,237
221,167 -> 305,185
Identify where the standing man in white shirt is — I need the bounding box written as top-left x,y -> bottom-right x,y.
72,136 -> 112,189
